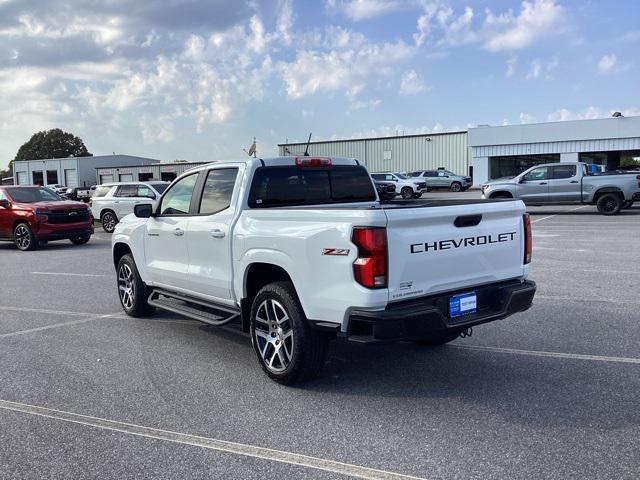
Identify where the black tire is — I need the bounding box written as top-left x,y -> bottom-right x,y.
596,193 -> 622,215
412,192 -> 423,199
116,254 -> 155,317
250,281 -> 329,385
450,182 -> 462,192
401,187 -> 414,199
414,329 -> 461,346
425,187 -> 432,192
70,235 -> 91,245
13,223 -> 37,251
101,210 -> 118,233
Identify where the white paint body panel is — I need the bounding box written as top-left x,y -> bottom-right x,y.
113,157 -> 529,330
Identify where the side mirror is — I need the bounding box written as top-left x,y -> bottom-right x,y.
518,177 -> 526,184
0,199 -> 9,209
134,203 -> 153,218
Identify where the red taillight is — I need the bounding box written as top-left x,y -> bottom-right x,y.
352,227 -> 387,288
523,213 -> 532,264
295,157 -> 332,167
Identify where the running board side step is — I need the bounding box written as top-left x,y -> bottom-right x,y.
147,289 -> 240,327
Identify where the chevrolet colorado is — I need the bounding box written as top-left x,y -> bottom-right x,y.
112,157 -> 536,384
481,162 -> 640,215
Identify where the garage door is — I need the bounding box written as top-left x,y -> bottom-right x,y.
16,171 -> 27,185
100,174 -> 114,184
64,169 -> 78,187
119,173 -> 134,182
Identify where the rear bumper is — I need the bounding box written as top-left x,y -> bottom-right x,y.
346,279 -> 536,343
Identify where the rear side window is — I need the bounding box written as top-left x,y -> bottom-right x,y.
551,165 -> 577,179
249,166 -> 376,208
115,185 -> 138,197
93,186 -> 112,198
198,168 -> 238,214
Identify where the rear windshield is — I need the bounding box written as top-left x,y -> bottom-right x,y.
248,165 -> 376,208
8,187 -> 61,203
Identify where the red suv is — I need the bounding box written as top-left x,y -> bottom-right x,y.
0,186 -> 94,251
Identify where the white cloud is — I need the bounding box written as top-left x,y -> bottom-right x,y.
598,54 -> 617,73
519,112 -> 535,123
278,36 -> 415,99
526,57 -> 558,79
484,0 -> 564,52
399,69 -> 426,95
506,56 -> 517,77
327,0 -> 401,21
546,106 -> 640,122
327,123 -> 459,140
276,0 -> 294,45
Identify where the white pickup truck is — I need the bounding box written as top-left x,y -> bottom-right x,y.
112,156 -> 536,384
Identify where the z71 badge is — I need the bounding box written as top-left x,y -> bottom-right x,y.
322,248 -> 350,256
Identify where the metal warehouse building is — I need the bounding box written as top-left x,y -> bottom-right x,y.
13,154 -> 160,188
278,131 -> 471,178
96,161 -> 206,184
468,115 -> 640,185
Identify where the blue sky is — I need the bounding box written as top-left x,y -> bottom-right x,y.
1,0 -> 639,168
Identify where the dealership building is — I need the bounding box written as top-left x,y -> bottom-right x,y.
279,115 -> 640,186
13,154 -> 160,188
95,161 -> 206,184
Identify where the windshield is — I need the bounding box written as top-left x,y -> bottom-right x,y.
394,173 -> 409,179
8,187 -> 62,203
151,183 -> 169,194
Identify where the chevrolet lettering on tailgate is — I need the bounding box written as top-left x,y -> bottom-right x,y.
410,231 -> 517,254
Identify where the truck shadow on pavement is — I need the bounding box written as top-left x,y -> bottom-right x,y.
192,319 -> 638,430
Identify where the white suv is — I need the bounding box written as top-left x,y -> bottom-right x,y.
91,182 -> 169,232
370,172 -> 427,199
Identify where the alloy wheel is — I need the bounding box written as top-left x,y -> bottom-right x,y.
253,299 -> 294,373
102,213 -> 116,232
118,263 -> 135,310
14,225 -> 31,250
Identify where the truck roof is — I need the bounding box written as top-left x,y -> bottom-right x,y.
187,156 -> 362,174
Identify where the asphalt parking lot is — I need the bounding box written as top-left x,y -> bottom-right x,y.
1,199 -> 639,479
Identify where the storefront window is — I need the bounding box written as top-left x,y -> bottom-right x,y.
489,154 -> 559,180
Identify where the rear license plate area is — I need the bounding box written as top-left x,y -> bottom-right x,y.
449,292 -> 477,321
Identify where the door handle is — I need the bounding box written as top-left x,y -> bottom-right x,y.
570,180 -> 579,184
539,182 -> 547,185
174,227 -> 184,236
210,229 -> 226,239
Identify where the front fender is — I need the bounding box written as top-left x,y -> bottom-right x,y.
112,216 -> 150,283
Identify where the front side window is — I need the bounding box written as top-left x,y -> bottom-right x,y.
159,174 -> 198,215
199,168 -> 238,215
137,185 -> 155,198
523,167 -> 548,181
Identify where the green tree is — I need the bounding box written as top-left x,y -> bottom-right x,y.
14,128 -> 92,162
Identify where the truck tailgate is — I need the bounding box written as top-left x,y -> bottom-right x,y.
383,200 -> 526,302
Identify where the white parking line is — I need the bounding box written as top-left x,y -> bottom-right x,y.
0,306 -> 101,317
535,294 -> 640,305
0,399 -> 426,480
531,205 -> 589,223
0,313 -> 124,339
451,344 -> 640,365
31,272 -> 110,278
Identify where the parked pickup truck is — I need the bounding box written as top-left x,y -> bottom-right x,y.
112,156 -> 536,384
481,162 -> 640,215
